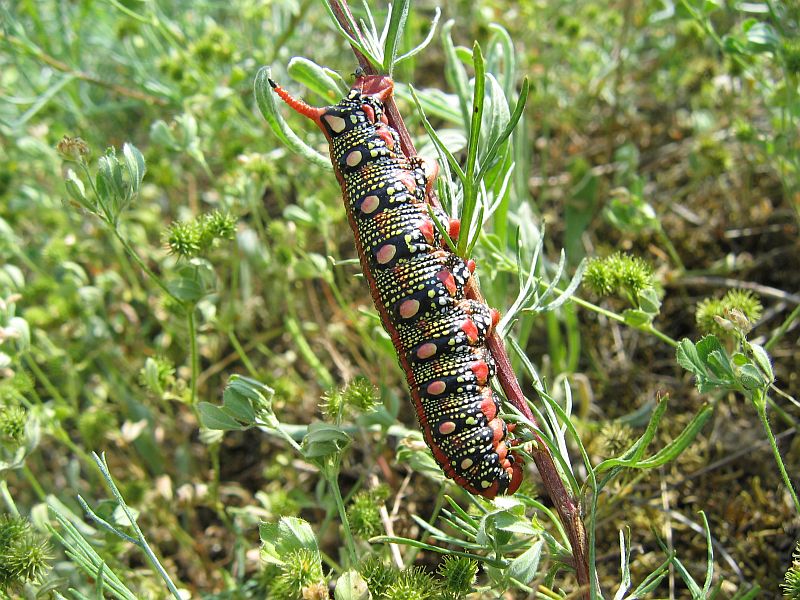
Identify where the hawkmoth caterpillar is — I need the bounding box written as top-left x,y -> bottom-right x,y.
270,74 -> 523,498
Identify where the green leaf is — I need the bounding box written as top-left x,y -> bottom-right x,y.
744,21 -> 779,51
253,67 -> 331,170
394,8 -> 441,67
150,120 -> 178,149
507,539 -> 543,584
260,516 -> 319,565
198,402 -> 243,431
634,403 -> 713,469
409,85 -> 465,183
302,422 -> 351,459
287,57 -> 347,102
65,169 -> 90,209
334,570 -> 370,600
596,398 -> 668,472
483,73 -> 510,158
122,143 -> 145,195
166,275 -> 203,303
476,77 -> 529,184
7,316 -> 30,351
441,20 -> 470,126
737,363 -> 766,390
382,0 -> 410,74
223,375 -> 275,424
622,309 -> 652,327
676,338 -> 703,376
748,343 -> 774,383
637,287 -> 662,315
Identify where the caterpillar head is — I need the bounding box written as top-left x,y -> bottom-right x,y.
269,74 -> 394,141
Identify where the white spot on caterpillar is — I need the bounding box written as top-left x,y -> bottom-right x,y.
438,421 -> 456,435
346,151 -> 362,167
399,299 -> 420,319
427,380 -> 446,395
376,244 -> 396,264
323,114 -> 346,133
360,195 -> 380,214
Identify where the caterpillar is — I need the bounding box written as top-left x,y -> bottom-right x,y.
270,74 -> 523,498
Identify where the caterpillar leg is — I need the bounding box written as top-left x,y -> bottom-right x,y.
508,453 -> 525,494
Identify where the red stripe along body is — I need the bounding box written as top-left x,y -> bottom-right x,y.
270,75 -> 524,498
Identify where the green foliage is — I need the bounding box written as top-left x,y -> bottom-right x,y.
0,514 -> 51,591
584,252 -> 655,303
165,210 -> 236,259
358,556 -> 396,598
1,0 -> 798,597
436,556 -> 478,596
783,542 -> 800,600
696,289 -> 764,338
271,548 -> 327,600
347,486 -> 389,539
384,566 -> 440,600
321,377 -> 381,422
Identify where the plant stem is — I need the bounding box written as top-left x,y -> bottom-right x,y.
22,466 -> 47,502
0,481 -> 20,515
325,1 -> 591,594
91,452 -> 184,598
327,463 -> 358,566
753,389 -> 800,515
765,302 -> 800,351
566,292 -> 678,348
23,353 -> 69,406
3,32 -> 168,105
227,329 -> 259,377
112,230 -> 177,301
187,306 -> 199,406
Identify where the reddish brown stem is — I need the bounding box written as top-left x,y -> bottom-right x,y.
326,1 -> 591,594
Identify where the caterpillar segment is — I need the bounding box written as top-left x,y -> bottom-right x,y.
270,75 -> 524,498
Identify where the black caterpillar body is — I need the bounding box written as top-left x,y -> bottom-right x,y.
271,75 -> 523,498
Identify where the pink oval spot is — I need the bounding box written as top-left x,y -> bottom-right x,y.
376,244 -> 396,264
416,343 -> 437,359
399,299 -> 420,319
346,150 -> 362,167
427,380 -> 446,395
438,421 -> 456,435
360,195 -> 380,214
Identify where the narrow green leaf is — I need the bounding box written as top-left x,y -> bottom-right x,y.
595,397 -> 668,473
634,403 -> 713,469
395,8 -> 441,66
287,57 -> 348,101
487,23 -> 516,99
319,1 -> 378,67
253,67 -> 331,170
700,511 -> 714,596
540,257 -> 586,312
441,20 -> 470,126
382,0 -> 410,73
368,535 -> 507,568
476,77 -> 529,184
409,85 -> 465,182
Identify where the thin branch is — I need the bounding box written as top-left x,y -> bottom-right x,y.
3,32 -> 168,106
